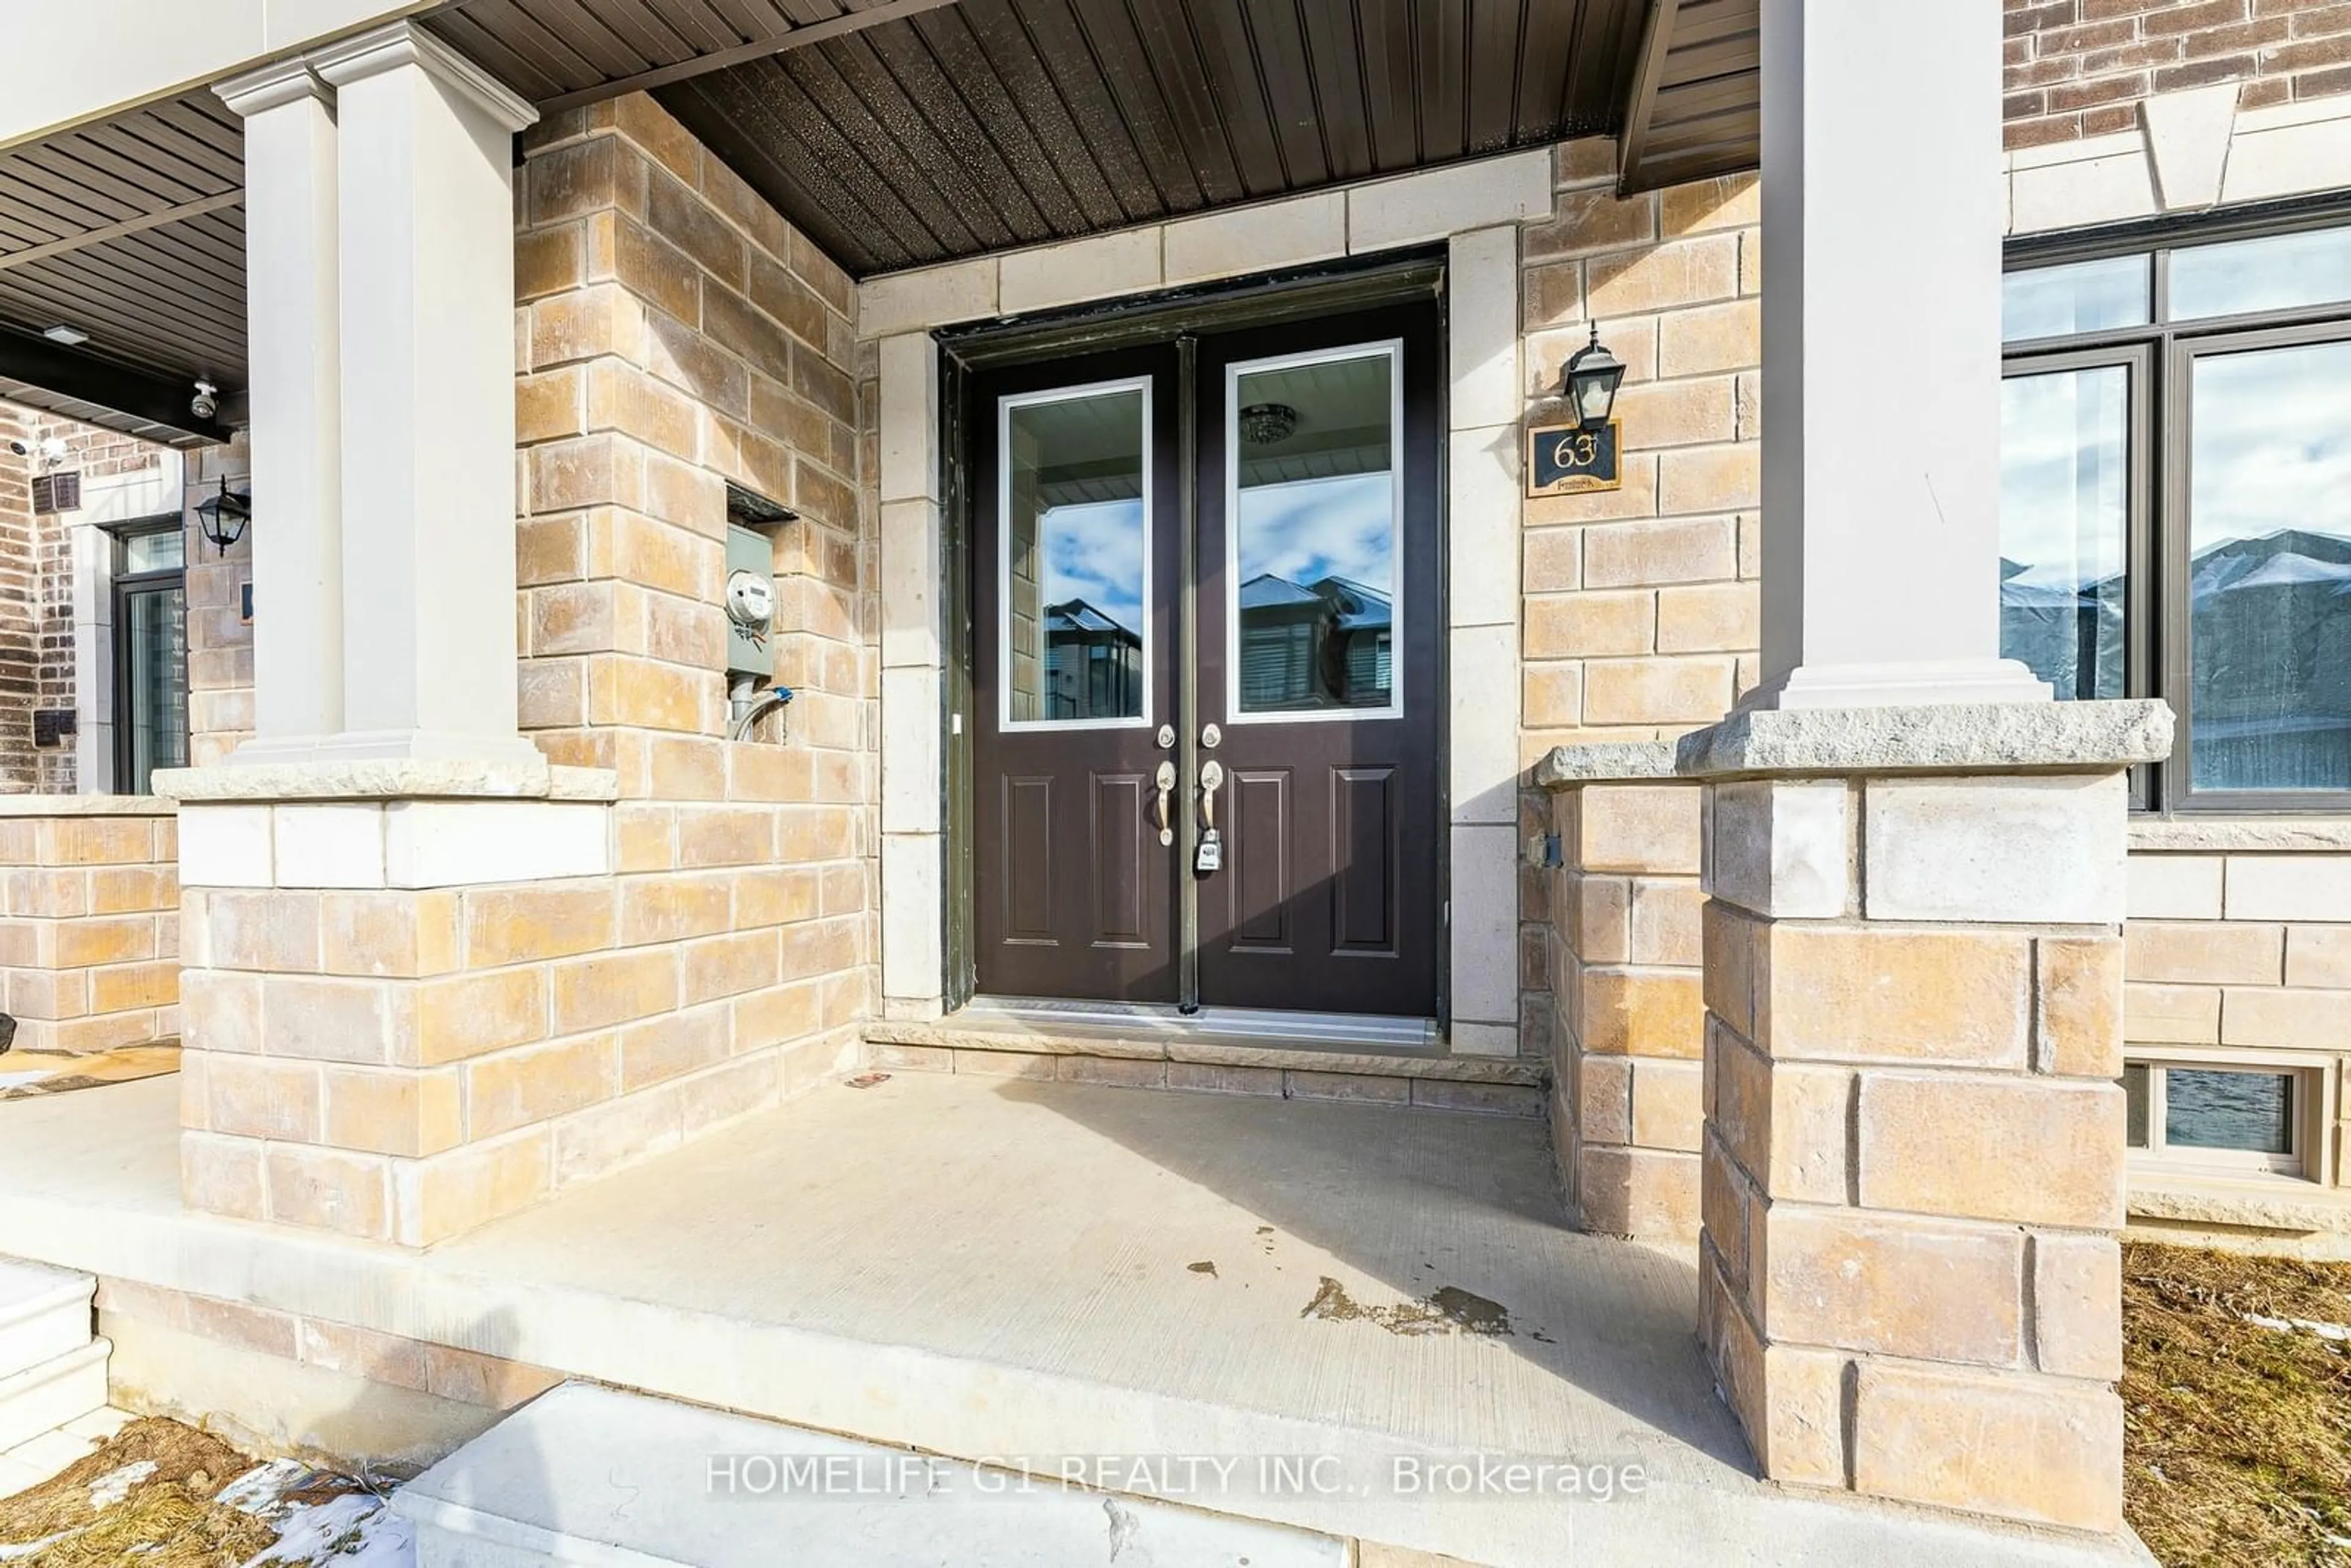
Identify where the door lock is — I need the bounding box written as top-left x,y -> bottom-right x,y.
1195,760 -> 1225,873
1200,722 -> 1221,749
1153,760 -> 1176,846
1157,723 -> 1176,749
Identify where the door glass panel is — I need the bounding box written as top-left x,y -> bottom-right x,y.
121,583 -> 188,793
2169,224 -> 2351,321
1998,365 -> 2129,701
1229,344 -> 1400,718
1000,381 -> 1150,727
2186,338 -> 2351,792
2001,256 -> 2150,342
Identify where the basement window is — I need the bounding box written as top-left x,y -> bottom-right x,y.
2124,1060 -> 2311,1178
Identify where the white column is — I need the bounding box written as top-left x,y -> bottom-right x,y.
311,21 -> 539,764
214,60 -> 345,757
1747,0 -> 2048,710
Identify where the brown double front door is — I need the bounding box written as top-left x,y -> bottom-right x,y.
970,302 -> 1442,1018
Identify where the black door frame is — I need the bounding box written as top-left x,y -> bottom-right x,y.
940,250 -> 1453,1022
107,514 -> 190,794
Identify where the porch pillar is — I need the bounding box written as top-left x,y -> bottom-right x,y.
1747,0 -> 2046,710
1687,0 -> 2163,1539
213,61 -> 344,756
310,22 -> 539,765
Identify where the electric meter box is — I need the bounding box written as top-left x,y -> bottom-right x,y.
724,523 -> 776,678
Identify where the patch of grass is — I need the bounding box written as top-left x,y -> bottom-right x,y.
0,1417 -> 272,1567
2123,1242 -> 2351,1567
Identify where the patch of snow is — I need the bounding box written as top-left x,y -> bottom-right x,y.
214,1458 -> 314,1515
2243,1312 -> 2351,1341
0,1533 -> 69,1562
89,1459 -> 158,1510
241,1493 -> 413,1568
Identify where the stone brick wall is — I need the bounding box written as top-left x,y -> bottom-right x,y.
0,406 -> 180,793
0,801 -> 179,1053
185,437 -> 254,766
2004,0 -> 2351,149
1698,769 -> 2129,1531
507,87 -> 875,1128
176,790 -> 863,1247
513,90 -> 866,798
0,408 -> 40,793
1513,144 -> 1760,1063
1544,779 -> 1706,1237
2124,835 -> 2351,1215
168,92 -> 879,1250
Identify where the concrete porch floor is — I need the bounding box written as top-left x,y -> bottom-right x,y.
0,1070 -> 2145,1566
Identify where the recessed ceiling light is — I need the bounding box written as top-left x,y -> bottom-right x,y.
41,325 -> 88,346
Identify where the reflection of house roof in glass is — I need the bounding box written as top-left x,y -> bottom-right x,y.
1238,572 -> 1393,631
2224,552 -> 2351,593
1238,574 -> 1325,610
1044,598 -> 1141,645
1312,575 -> 1392,632
2006,530 -> 2351,603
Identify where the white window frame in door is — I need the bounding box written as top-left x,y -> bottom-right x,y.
995,375 -> 1157,734
1222,338 -> 1406,727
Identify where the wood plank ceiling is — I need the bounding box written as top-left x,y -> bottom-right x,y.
0,0 -> 1760,441
0,98 -> 247,445
648,0 -> 1655,276
1619,0 -> 1759,194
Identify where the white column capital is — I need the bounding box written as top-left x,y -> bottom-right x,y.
213,58 -> 332,119
309,18 -> 538,133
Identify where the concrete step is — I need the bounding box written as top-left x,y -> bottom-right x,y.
393,1382 -> 1349,1568
0,1256 -> 92,1382
0,1338 -> 109,1453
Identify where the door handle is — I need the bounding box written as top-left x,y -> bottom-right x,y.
1153,761 -> 1176,844
1195,760 -> 1226,874
1199,760 -> 1224,833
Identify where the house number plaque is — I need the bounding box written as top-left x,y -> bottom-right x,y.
1526,419 -> 1622,496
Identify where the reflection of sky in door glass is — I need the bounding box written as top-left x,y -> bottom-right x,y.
1041,498 -> 1145,634
1236,473 -> 1394,591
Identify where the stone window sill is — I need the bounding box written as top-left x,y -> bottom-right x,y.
2128,816 -> 2351,852
2130,1172 -> 2351,1237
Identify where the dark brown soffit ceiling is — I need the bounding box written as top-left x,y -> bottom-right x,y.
1618,0 -> 1758,195
646,0 -> 1660,277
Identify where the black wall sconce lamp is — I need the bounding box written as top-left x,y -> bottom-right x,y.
195,476 -> 250,554
1561,323 -> 1626,430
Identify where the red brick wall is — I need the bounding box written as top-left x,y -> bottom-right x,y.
0,407 -> 37,792
0,404 -> 173,792
2006,0 -> 2351,149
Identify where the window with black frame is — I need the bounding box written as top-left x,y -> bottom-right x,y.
110,519 -> 189,795
2001,216 -> 2351,811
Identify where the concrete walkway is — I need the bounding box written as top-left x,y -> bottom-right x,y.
0,1071 -> 2148,1565
0,1405 -> 131,1498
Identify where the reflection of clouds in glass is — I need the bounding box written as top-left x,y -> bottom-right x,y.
1237,473 -> 1394,592
2000,368 -> 2128,588
1041,499 -> 1145,634
2192,340 -> 2351,553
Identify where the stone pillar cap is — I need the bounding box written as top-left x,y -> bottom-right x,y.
1537,699 -> 2173,789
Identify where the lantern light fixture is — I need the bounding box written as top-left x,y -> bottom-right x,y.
194,476 -> 250,554
1561,323 -> 1625,430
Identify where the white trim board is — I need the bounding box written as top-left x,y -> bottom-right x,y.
2006,81 -> 2351,236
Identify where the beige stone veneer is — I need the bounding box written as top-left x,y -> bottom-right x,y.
0,796 -> 178,1054
1548,700 -> 2167,1534
162,92 -> 876,1250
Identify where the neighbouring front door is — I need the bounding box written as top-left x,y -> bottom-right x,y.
970,302 -> 1442,1019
